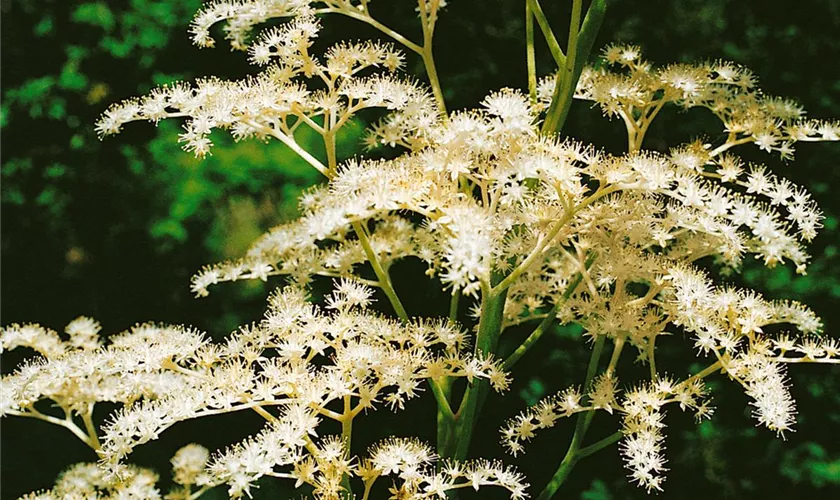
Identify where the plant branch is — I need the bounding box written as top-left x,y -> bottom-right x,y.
418,0 -> 448,115
541,0 -> 608,135
448,291 -> 460,323
494,185 -> 617,293
576,430 -> 623,459
536,335 -> 606,500
315,6 -> 423,54
8,409 -> 95,449
526,0 -> 537,102
450,285 -> 508,460
266,126 -> 330,178
80,405 -> 101,450
503,253 -> 596,370
529,0 -> 566,68
351,220 -> 409,321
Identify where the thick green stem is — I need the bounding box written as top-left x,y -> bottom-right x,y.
448,291 -> 460,323
435,376 -> 456,457
449,285 -> 508,461
541,0 -> 608,135
434,291 -> 460,456
537,448 -> 578,500
542,0 -> 582,134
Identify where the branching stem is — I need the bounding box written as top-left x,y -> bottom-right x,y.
351,220 -> 409,321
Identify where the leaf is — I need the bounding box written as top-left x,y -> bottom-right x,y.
34,16 -> 54,36
581,479 -> 612,500
72,2 -> 116,32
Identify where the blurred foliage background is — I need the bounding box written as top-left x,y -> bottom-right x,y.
2,0 -> 839,498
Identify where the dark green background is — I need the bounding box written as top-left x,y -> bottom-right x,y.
2,1 -> 839,498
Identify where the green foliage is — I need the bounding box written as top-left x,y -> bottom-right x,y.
519,378 -> 548,406
580,479 -> 612,500
781,442 -> 840,487
72,2 -> 116,32
128,117 -> 361,254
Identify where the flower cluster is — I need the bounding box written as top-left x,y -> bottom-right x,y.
1,319 -> 206,418
556,43 -> 840,157
18,463 -> 162,500
3,280 -> 513,498
359,438 -> 528,499
5,1 -> 840,499
97,13 -> 434,163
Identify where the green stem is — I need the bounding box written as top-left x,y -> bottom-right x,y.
541,0 -> 608,135
536,336 -> 605,500
529,0 -> 566,68
526,0 -> 537,102
434,376 -> 455,456
418,0 -> 448,115
582,336 -> 606,397
353,218 -> 459,462
340,396 -> 354,498
351,220 -> 409,321
542,0 -> 582,134
576,430 -> 623,459
606,336 -> 625,375
536,430 -> 623,500
436,291 -> 459,456
430,378 -> 455,422
449,285 -> 508,461
505,304 -> 558,370
448,291 -> 460,323
537,447 -> 577,500
503,253 -> 596,370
